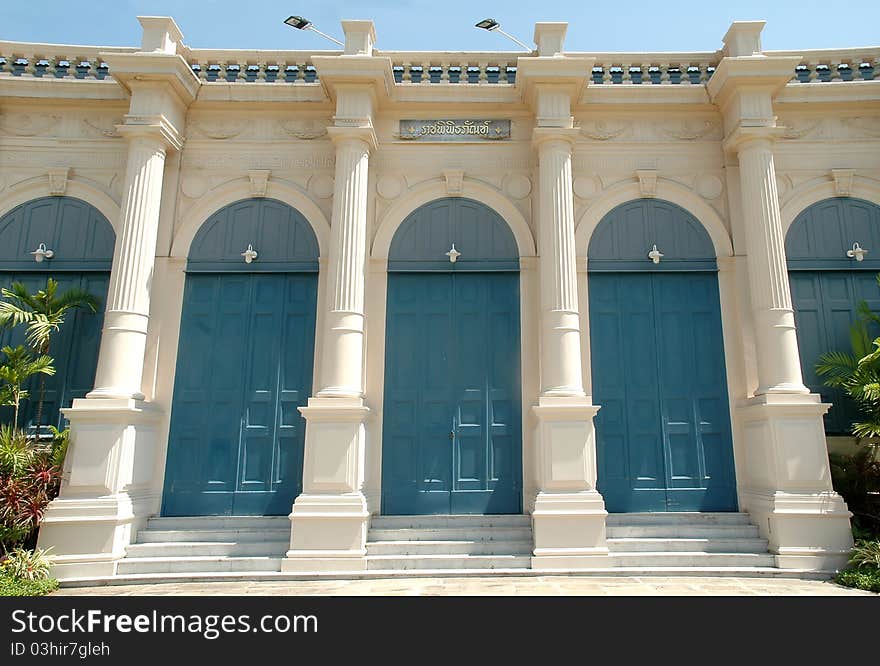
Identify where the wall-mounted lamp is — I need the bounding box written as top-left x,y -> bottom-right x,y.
847,242 -> 868,262
647,244 -> 664,265
31,243 -> 54,263
446,244 -> 461,263
284,15 -> 344,46
241,244 -> 259,264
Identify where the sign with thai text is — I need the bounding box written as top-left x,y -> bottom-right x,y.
399,119 -> 511,141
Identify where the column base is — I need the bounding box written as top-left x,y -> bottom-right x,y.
37,398 -> 161,579
738,393 -> 853,572
531,490 -> 611,569
282,494 -> 369,572
283,397 -> 370,572
530,396 -> 610,569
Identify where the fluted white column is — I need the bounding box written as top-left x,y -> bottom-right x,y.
537,134 -> 586,397
317,132 -> 371,398
90,129 -> 173,400
737,136 -> 809,395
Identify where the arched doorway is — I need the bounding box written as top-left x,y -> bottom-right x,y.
0,196 -> 114,431
382,197 -> 522,515
786,197 -> 880,434
588,199 -> 737,512
162,198 -> 319,516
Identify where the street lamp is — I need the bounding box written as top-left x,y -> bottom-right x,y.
474,18 -> 531,51
284,15 -> 344,47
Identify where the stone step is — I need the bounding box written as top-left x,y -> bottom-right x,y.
367,527 -> 532,542
605,512 -> 752,526
116,556 -> 283,575
136,529 -> 291,544
366,540 -> 533,556
610,552 -> 776,568
607,537 -> 769,553
606,525 -> 760,539
365,554 -> 532,571
126,541 -> 288,558
370,515 -> 531,529
145,516 -> 290,531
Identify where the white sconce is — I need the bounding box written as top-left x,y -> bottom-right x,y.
846,242 -> 868,262
31,243 -> 54,263
647,244 -> 664,264
446,244 -> 461,263
241,244 -> 258,264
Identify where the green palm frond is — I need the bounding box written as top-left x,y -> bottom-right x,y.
52,286 -> 99,313
816,350 -> 859,387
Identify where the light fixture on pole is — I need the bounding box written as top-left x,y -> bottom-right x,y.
284,15 -> 344,46
474,18 -> 531,51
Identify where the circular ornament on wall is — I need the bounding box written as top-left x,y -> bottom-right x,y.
503,174 -> 531,200
376,174 -> 404,200
573,176 -> 598,199
310,174 -> 335,199
181,175 -> 210,199
695,174 -> 724,200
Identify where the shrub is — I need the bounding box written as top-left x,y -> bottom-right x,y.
0,574 -> 58,596
1,546 -> 52,580
0,425 -> 65,552
849,539 -> 880,569
836,567 -> 880,593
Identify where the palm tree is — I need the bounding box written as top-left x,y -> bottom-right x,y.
816,287 -> 880,439
0,346 -> 55,431
0,279 -> 98,436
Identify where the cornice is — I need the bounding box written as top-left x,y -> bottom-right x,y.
515,55 -> 595,109
99,51 -> 200,105
311,55 -> 396,106
706,54 -> 802,107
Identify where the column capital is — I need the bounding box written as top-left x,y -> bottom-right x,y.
722,125 -> 786,156
532,126 -> 580,149
115,114 -> 184,151
327,125 -> 378,152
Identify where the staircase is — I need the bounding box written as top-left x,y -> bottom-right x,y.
63,511 -> 827,585
118,516 -> 289,575
606,513 -> 777,570
365,515 -> 533,571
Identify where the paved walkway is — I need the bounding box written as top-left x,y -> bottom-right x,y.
55,576 -> 875,596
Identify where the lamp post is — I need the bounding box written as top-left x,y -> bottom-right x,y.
284,15 -> 344,46
475,18 -> 532,51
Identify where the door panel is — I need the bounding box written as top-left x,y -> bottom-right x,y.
790,270 -> 880,434
0,272 -> 108,431
163,273 -> 316,516
382,272 -> 522,515
590,272 -> 737,512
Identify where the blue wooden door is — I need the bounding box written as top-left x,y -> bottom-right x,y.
162,273 -> 316,516
590,272 -> 737,512
382,272 -> 522,515
0,273 -> 108,430
790,271 -> 880,433
0,196 -> 114,432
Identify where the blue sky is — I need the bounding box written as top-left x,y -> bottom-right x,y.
3,1 -> 878,52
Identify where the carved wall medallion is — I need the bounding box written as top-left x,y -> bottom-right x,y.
503,174 -> 531,200
180,175 -> 210,199
695,174 -> 724,200
376,174 -> 404,199
572,175 -> 599,199
779,119 -> 822,140
309,174 -> 334,199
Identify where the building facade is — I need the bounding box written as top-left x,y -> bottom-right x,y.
1,16 -> 878,581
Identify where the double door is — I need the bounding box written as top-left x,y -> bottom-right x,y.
163,273 -> 317,516
382,272 -> 522,515
590,272 -> 737,512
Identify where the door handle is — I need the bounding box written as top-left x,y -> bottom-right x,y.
449,431 -> 455,440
